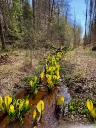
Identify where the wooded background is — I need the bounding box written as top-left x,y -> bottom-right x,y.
0,0 -> 95,50
84,0 -> 96,49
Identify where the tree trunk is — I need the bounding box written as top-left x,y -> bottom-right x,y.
32,0 -> 35,30
51,0 -> 54,17
0,13 -> 6,49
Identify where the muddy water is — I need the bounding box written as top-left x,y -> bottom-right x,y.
0,82 -> 71,128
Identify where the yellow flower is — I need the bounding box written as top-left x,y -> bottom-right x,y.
46,64 -> 48,70
48,81 -> 54,88
9,104 -> 15,114
29,80 -> 34,87
46,74 -> 52,81
33,126 -> 37,128
53,75 -> 57,80
33,109 -> 37,120
57,74 -> 60,80
40,71 -> 45,79
25,99 -> 29,107
19,100 -> 24,111
16,99 -> 19,107
57,52 -> 62,59
56,57 -> 59,61
52,56 -> 55,65
47,77 -> 53,85
47,78 -> 50,84
52,66 -> 56,71
47,67 -> 51,72
37,100 -> 44,114
4,95 -> 12,108
56,70 -> 59,75
56,64 -> 60,69
86,99 -> 93,111
0,96 -> 2,109
90,108 -> 96,119
56,95 -> 64,105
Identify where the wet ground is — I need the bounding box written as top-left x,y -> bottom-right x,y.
0,82 -> 71,128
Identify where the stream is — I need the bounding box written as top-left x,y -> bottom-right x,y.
0,82 -> 71,128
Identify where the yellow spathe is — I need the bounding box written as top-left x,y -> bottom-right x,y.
90,108 -> 96,119
29,80 -> 34,87
37,100 -> 44,113
25,99 -> 29,107
19,100 -> 24,111
0,96 -> 2,109
4,95 -> 12,108
86,99 -> 93,112
9,104 -> 15,114
40,71 -> 45,79
56,95 -> 64,105
33,109 -> 37,120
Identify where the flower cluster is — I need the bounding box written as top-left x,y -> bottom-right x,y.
40,52 -> 62,90
0,51 -> 65,127
46,55 -> 61,89
56,52 -> 63,61
0,95 -> 30,124
29,76 -> 38,95
86,99 -> 96,120
33,100 -> 44,126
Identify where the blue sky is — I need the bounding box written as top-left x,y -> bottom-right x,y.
70,0 -> 86,37
29,0 -> 86,37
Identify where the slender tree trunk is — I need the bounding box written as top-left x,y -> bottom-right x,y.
32,0 -> 35,30
51,0 -> 54,17
50,0 -> 55,41
58,5 -> 60,26
89,0 -> 93,45
73,10 -> 76,48
47,0 -> 51,40
84,0 -> 88,47
0,7 -> 6,49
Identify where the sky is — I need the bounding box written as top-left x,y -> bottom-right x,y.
30,0 -> 86,37
70,0 -> 86,37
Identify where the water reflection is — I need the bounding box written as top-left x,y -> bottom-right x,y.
0,83 -> 71,128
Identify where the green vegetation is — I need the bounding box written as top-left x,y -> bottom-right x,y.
29,76 -> 38,95
0,0 -> 82,50
0,0 -> 96,127
40,52 -> 63,91
0,50 -> 65,127
0,95 -> 31,124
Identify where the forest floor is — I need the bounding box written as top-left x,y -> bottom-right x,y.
54,47 -> 96,128
0,48 -> 51,96
0,47 -> 96,128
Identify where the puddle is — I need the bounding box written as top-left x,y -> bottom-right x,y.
0,82 -> 71,128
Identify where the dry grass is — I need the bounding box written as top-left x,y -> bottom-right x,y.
0,48 -> 51,96
64,47 -> 96,79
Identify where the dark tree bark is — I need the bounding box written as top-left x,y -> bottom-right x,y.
0,14 -> 6,49
0,2 -> 6,50
51,0 -> 55,17
32,0 -> 35,30
84,0 -> 88,46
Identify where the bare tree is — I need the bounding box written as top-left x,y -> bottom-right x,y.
0,1 -> 6,49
